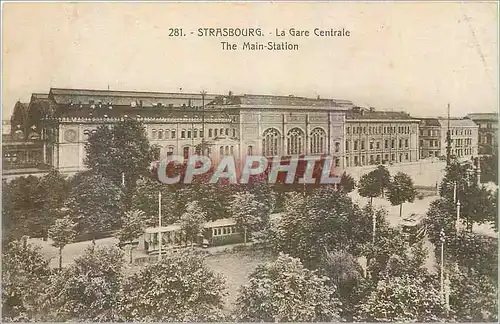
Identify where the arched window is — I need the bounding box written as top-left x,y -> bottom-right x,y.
262,128 -> 281,156
158,130 -> 163,140
152,129 -> 157,139
287,128 -> 304,155
220,146 -> 224,156
165,129 -> 170,139
310,128 -> 326,154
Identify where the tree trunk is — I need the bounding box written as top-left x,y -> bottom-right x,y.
399,203 -> 403,218
370,197 -> 373,205
59,247 -> 63,270
244,227 -> 247,245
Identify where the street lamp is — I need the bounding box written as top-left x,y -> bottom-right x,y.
439,229 -> 446,302
456,200 -> 461,232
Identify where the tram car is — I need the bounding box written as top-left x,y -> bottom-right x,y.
142,218 -> 244,254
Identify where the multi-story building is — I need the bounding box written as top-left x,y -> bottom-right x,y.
419,118 -> 478,160
344,107 -> 420,166
208,93 -> 351,169
465,113 -> 498,155
6,87 -> 443,177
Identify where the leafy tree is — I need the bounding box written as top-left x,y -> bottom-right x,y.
84,119 -> 157,190
230,192 -> 270,244
448,267 -> 498,322
115,210 -> 147,263
38,169 -> 70,240
339,171 -> 355,193
121,250 -> 226,321
387,172 -> 417,217
272,187 -> 372,267
234,253 -> 341,322
178,181 -> 233,222
479,153 -> 498,184
356,274 -> 446,322
2,176 -> 44,240
65,173 -> 124,241
131,176 -> 182,226
2,239 -> 52,321
179,201 -> 207,247
47,245 -> 124,321
48,217 -> 77,269
373,164 -> 391,196
358,171 -> 381,204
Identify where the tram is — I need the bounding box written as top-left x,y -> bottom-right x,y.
142,218 -> 243,254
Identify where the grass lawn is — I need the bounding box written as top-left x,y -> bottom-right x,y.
204,249 -> 275,312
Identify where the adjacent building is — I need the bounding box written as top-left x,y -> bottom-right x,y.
419,118 -> 478,160
466,113 -> 498,155
344,108 -> 420,166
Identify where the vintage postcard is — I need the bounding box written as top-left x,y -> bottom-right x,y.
1,1 -> 498,322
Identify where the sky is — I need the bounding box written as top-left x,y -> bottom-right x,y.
2,2 -> 498,120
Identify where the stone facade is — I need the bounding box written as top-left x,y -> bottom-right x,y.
419,118 -> 479,160
466,113 -> 498,155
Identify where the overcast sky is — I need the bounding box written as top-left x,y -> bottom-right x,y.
2,2 -> 498,120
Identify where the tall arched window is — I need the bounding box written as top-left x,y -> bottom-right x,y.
287,128 -> 304,155
262,128 -> 281,156
310,128 -> 326,154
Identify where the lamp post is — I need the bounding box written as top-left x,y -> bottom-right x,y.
158,191 -> 162,261
456,200 -> 461,232
439,229 -> 446,302
200,90 -> 207,156
453,182 -> 457,203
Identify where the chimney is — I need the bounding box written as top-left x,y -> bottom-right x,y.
228,91 -> 233,96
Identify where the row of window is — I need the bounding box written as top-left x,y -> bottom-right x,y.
151,128 -> 237,140
213,226 -> 238,236
345,138 -> 409,151
346,152 -> 411,167
347,125 -> 412,135
452,138 -> 473,146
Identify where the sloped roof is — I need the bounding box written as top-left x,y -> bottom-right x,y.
466,113 -> 498,121
346,110 -> 414,120
437,118 -> 478,128
49,88 -> 218,107
210,94 -> 353,109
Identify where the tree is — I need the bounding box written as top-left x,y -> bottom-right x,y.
115,210 -> 147,263
230,192 -> 270,244
2,239 -> 52,321
2,176 -> 44,240
48,245 -> 124,321
131,176 -> 182,226
179,201 -> 207,247
48,217 -> 77,270
373,164 -> 391,196
65,173 -> 124,241
273,187 -> 372,267
358,171 -> 381,205
234,253 -> 341,322
120,250 -> 226,321
339,171 -> 355,193
38,169 -> 70,240
448,267 -> 498,322
356,274 -> 446,322
84,119 -> 157,190
387,172 -> 416,217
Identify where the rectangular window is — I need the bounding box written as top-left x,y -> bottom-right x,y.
199,130 -> 204,138
181,130 -> 186,138
405,139 -> 409,148
345,140 -> 350,152
347,127 -> 350,134
187,130 -> 191,139
194,130 -> 198,138
225,129 -> 229,136
208,129 -> 212,137
171,130 -> 176,138
214,129 -> 218,137
370,142 -> 374,150
361,141 -> 365,150
391,140 -> 395,149
158,130 -> 163,140
361,155 -> 365,165
384,140 -> 388,149
405,153 -> 409,160
354,156 -> 359,165
232,129 -> 236,137
376,142 -> 380,149
399,139 -> 402,148
354,140 -> 358,151
335,142 -> 340,153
